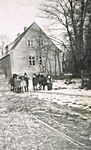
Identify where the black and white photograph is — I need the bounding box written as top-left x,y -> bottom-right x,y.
0,0 -> 91,149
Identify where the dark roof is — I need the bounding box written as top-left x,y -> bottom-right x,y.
0,22 -> 35,60
0,54 -> 10,61
0,22 -> 62,60
10,22 -> 35,50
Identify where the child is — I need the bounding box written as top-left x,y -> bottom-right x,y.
21,76 -> 27,92
24,72 -> 29,92
32,74 -> 37,91
47,75 -> 52,90
14,75 -> 21,93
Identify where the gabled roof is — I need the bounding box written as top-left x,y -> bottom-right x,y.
8,22 -> 35,50
0,22 -> 35,60
0,22 -> 62,60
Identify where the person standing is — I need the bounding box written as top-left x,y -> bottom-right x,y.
37,73 -> 43,90
24,72 -> 29,92
9,74 -> 15,91
47,75 -> 52,90
42,74 -> 47,90
14,75 -> 21,93
21,76 -> 27,92
32,74 -> 37,91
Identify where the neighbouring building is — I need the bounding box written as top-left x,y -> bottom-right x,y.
0,22 -> 62,78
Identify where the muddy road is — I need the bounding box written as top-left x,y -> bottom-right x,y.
0,89 -> 91,150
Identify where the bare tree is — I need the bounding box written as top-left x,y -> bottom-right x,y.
0,34 -> 10,56
30,26 -> 62,76
84,0 -> 91,75
39,0 -> 89,76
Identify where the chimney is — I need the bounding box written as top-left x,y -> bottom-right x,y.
5,45 -> 9,54
24,27 -> 27,31
17,33 -> 20,37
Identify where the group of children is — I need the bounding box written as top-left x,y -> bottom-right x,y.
9,72 -> 52,93
32,73 -> 52,91
9,72 -> 29,93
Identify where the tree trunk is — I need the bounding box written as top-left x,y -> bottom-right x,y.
55,49 -> 57,76
57,50 -> 61,76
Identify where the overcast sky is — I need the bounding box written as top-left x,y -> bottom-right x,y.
0,0 -> 45,40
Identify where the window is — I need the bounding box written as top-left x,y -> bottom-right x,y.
39,56 -> 42,65
32,57 -> 35,65
28,40 -> 34,47
29,56 -> 32,65
29,56 -> 35,65
28,40 -> 30,47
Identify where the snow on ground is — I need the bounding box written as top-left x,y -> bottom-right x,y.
29,79 -> 91,106
29,79 -> 91,96
29,78 -> 91,97
52,79 -> 90,95
1,76 -> 91,107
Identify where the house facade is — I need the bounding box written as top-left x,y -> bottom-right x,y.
0,22 -> 62,78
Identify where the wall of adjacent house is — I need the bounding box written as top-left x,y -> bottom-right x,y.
11,23 -> 62,78
0,55 -> 11,78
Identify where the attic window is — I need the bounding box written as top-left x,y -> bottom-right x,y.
29,56 -> 35,65
28,40 -> 34,47
28,40 -> 30,47
39,56 -> 42,65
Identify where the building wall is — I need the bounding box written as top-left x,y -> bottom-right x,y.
0,55 -> 11,78
9,23 -> 62,78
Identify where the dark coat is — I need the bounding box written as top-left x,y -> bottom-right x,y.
24,76 -> 29,85
42,76 -> 47,85
32,76 -> 37,86
37,74 -> 43,84
9,77 -> 15,86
